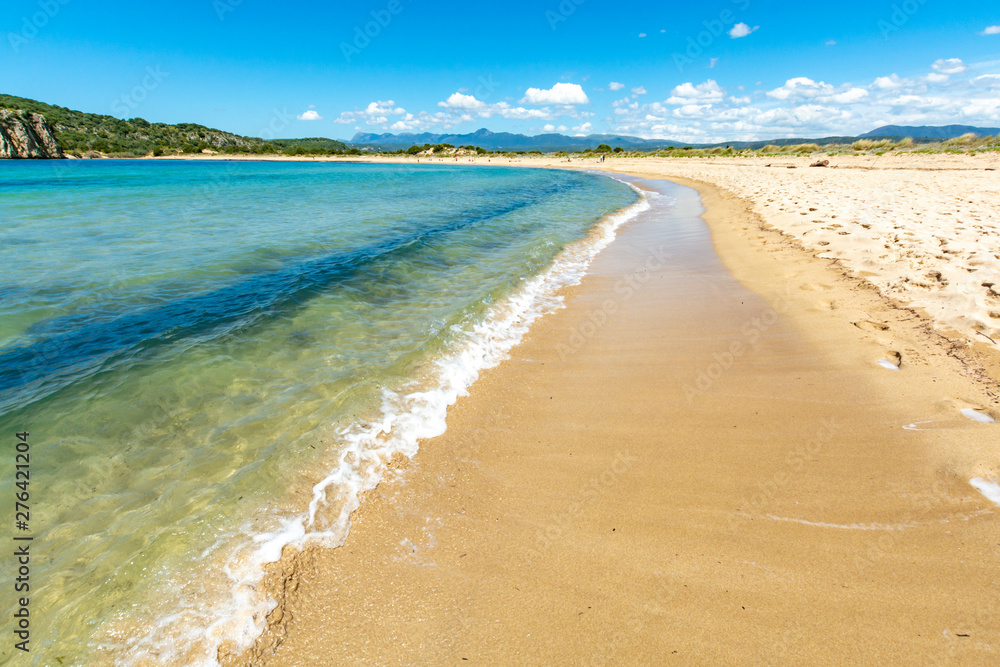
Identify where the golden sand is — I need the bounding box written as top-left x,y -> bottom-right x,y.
219,157 -> 999,665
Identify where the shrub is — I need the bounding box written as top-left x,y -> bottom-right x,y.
944,133 -> 987,149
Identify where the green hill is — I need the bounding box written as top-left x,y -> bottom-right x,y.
0,94 -> 348,157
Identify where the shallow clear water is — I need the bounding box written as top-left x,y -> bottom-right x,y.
0,160 -> 639,664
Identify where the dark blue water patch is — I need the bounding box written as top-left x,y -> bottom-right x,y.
0,178 -> 578,414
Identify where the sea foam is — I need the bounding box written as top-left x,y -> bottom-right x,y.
119,178 -> 655,665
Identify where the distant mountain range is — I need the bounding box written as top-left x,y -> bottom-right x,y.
349,128 -> 685,152
859,124 -> 1000,139
3,92 -> 997,158
351,125 -> 1000,152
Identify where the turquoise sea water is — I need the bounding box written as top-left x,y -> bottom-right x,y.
0,160 -> 641,664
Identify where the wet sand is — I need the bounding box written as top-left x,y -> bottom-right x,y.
231,173 -> 999,665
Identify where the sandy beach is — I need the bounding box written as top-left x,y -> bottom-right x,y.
214,155 -> 1000,665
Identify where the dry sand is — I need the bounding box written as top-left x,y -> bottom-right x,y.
222,157 -> 1000,665
558,154 -> 1000,358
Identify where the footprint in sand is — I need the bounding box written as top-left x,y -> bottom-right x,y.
902,401 -> 994,430
960,408 -> 995,424
877,350 -> 902,370
969,478 -> 1000,505
902,420 -> 933,431
853,320 -> 890,333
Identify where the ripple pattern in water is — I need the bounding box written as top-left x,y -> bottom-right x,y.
0,160 -> 639,664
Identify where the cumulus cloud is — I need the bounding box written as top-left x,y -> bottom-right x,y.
495,104 -> 556,120
334,59 -> 1000,145
631,86 -> 647,95
365,100 -> 405,116
296,110 -> 322,121
873,74 -> 908,90
972,74 -> 1000,87
932,58 -> 966,75
334,100 -> 407,125
980,26 -> 1000,35
438,92 -> 485,109
766,77 -> 834,100
729,22 -> 758,38
520,82 -> 590,105
667,80 -> 725,105
608,62 -> 1000,144
829,87 -> 868,104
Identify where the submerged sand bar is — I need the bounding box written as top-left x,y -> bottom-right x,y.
228,161 -> 999,665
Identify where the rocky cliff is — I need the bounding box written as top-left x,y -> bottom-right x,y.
0,109 -> 63,158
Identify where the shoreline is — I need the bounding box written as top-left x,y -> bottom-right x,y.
229,165 -> 999,664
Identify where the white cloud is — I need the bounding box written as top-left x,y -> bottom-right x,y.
826,40 -> 837,46
932,58 -> 966,74
334,100 -> 406,125
390,114 -> 418,131
573,122 -> 593,134
673,104 -> 712,118
365,100 -> 405,115
766,77 -> 833,100
608,60 -> 1000,144
872,74 -> 908,90
829,87 -> 868,104
708,58 -> 718,68
520,82 -> 590,105
638,32 -> 647,38
980,26 -> 1000,35
631,86 -> 647,95
729,22 -> 758,38
438,92 -> 485,109
972,74 -> 1000,87
296,110 -> 322,121
667,79 -> 725,104
496,104 -> 554,120
609,82 -> 625,91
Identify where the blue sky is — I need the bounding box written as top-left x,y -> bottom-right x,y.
2,0 -> 998,142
